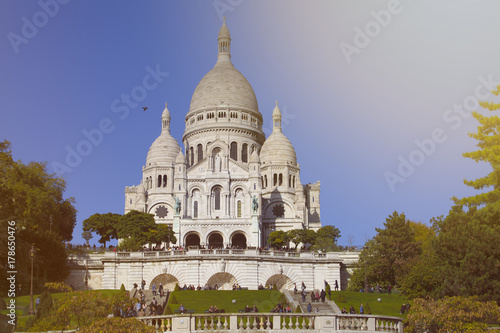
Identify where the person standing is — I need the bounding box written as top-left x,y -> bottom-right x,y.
334,280 -> 339,291
159,283 -> 164,297
307,303 -> 312,313
141,279 -> 146,290
152,283 -> 156,296
360,303 -> 364,314
301,289 -> 306,302
320,289 -> 326,302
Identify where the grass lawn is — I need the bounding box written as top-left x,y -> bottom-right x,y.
166,290 -> 284,314
330,291 -> 407,318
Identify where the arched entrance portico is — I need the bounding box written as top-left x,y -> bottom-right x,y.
231,232 -> 247,249
265,274 -> 294,291
207,272 -> 238,290
149,273 -> 179,293
185,232 -> 201,248
208,232 -> 224,249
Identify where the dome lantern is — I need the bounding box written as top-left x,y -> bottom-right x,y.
218,17 -> 231,62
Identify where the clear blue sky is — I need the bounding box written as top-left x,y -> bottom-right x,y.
2,1 -> 500,246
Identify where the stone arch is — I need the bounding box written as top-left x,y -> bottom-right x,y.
206,272 -> 237,290
230,231 -> 247,249
265,274 -> 294,291
149,273 -> 179,293
207,231 -> 224,249
185,232 -> 201,248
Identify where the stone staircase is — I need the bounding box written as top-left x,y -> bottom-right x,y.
139,289 -> 169,313
288,290 -> 339,314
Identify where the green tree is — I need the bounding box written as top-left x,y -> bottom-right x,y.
432,203 -> 500,303
405,296 -> 500,333
349,212 -> 421,290
145,224 -> 177,249
455,84 -> 500,207
299,229 -> 317,249
313,225 -> 341,252
268,230 -> 289,248
116,210 -> 157,245
0,140 -> 76,295
82,230 -> 93,246
287,229 -> 303,249
82,213 -> 121,248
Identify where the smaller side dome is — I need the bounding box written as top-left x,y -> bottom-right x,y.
175,151 -> 186,164
260,101 -> 297,165
146,102 -> 181,167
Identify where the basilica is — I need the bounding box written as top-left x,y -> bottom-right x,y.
124,21 -> 321,249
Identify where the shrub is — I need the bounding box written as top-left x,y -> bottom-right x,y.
44,282 -> 72,293
120,284 -> 125,291
164,305 -> 172,314
79,317 -> 155,333
338,294 -> 346,303
36,291 -> 53,320
405,296 -> 500,333
364,303 -> 372,314
169,294 -> 178,304
295,305 -> 302,313
174,283 -> 180,291
273,283 -> 278,290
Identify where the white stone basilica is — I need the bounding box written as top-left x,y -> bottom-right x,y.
124,21 -> 321,249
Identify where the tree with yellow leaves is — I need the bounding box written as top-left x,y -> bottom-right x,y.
456,85 -> 500,206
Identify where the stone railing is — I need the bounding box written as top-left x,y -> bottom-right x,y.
137,313 -> 403,332
101,250 -> 342,260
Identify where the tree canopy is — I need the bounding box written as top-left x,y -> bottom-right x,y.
0,140 -> 77,296
82,212 -> 121,247
456,85 -> 500,206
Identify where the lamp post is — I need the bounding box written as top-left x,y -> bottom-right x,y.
28,244 -> 36,315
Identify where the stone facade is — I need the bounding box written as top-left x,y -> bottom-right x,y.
124,21 -> 321,249
65,250 -> 359,293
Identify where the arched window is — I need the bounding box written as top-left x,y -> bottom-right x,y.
190,147 -> 194,166
197,144 -> 203,162
261,176 -> 265,189
237,200 -> 241,217
273,173 -> 277,186
193,201 -> 198,218
289,175 -> 292,187
157,175 -> 162,188
163,175 -> 167,187
214,187 -> 221,210
265,175 -> 268,188
241,143 -> 248,163
279,173 -> 283,186
293,176 -> 296,188
230,142 -> 238,160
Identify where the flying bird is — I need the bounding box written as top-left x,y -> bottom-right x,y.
142,107 -> 148,111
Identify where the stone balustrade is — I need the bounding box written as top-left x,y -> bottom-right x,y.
98,249 -> 342,260
137,313 -> 403,332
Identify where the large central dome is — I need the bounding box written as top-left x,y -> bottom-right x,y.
188,61 -> 259,116
186,21 -> 261,120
